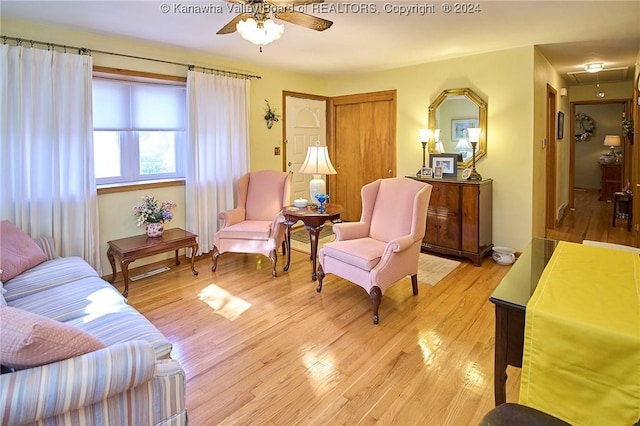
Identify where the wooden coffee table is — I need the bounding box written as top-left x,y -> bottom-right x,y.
282,204 -> 343,281
107,228 -> 199,297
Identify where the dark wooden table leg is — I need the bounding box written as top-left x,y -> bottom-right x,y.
283,220 -> 294,272
494,305 -> 509,406
307,224 -> 323,281
175,249 -> 181,265
190,243 -> 199,276
120,260 -> 132,298
106,247 -> 117,284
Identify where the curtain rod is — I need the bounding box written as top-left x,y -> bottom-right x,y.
1,35 -> 261,80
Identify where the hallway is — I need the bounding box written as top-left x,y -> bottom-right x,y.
546,188 -> 636,246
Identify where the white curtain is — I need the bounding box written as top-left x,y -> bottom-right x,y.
0,45 -> 101,271
186,71 -> 250,255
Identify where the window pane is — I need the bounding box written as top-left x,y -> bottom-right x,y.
94,131 -> 121,178
139,131 -> 177,175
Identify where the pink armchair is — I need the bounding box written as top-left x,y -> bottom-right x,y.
317,178 -> 432,324
211,170 -> 291,277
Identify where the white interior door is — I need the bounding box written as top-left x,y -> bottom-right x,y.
285,96 -> 327,201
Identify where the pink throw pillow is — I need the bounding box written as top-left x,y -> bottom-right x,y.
0,306 -> 106,370
0,221 -> 47,281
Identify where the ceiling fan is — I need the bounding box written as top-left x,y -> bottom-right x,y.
217,0 -> 333,47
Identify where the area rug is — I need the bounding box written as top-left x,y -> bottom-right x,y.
289,228 -> 460,286
416,253 -> 461,286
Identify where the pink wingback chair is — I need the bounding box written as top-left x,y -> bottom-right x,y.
211,170 -> 291,277
317,177 -> 432,324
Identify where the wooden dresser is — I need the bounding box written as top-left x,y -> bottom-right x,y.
599,162 -> 622,201
410,176 -> 493,265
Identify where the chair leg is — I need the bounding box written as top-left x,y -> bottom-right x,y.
269,249 -> 278,277
281,240 -> 287,256
211,246 -> 220,272
411,274 -> 418,295
370,286 -> 382,325
316,264 -> 325,292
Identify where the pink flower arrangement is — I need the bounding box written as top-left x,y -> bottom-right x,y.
133,195 -> 177,227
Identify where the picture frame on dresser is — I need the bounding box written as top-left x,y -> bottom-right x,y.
429,153 -> 458,178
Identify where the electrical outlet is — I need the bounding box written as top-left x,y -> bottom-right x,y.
274,147 -> 281,155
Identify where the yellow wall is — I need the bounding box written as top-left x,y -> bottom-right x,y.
327,47 -> 536,251
532,49 -> 570,237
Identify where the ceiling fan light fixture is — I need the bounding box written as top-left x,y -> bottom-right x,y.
584,63 -> 604,73
236,17 -> 284,46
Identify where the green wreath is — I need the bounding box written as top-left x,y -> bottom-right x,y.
575,113 -> 595,142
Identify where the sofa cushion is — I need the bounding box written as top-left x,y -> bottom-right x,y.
7,276 -> 126,322
0,280 -> 6,306
67,305 -> 173,360
0,305 -> 105,370
0,221 -> 47,282
3,257 -> 100,303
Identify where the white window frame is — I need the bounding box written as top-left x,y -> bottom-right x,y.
92,71 -> 187,186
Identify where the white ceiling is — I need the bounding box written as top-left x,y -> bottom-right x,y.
2,0 -> 639,82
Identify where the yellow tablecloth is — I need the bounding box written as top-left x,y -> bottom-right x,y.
519,241 -> 640,425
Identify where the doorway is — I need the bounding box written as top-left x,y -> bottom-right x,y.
569,100 -> 630,210
283,92 -> 328,201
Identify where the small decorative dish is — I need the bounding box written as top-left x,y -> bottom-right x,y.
492,246 -> 516,265
293,198 -> 308,208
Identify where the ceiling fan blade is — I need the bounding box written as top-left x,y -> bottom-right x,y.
216,12 -> 254,34
267,0 -> 324,6
274,10 -> 333,31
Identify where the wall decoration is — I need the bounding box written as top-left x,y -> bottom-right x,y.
622,118 -> 634,143
557,111 -> 564,140
575,113 -> 595,142
451,118 -> 478,141
264,100 -> 280,129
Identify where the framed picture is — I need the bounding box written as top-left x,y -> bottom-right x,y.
451,118 -> 479,141
421,167 -> 432,178
557,111 -> 564,140
434,166 -> 443,179
429,153 -> 458,178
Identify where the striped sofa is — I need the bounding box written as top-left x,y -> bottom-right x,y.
1,246 -> 187,425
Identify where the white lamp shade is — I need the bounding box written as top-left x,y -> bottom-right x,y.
604,135 -> 621,147
456,138 -> 472,150
467,127 -> 481,143
298,145 -> 337,175
236,18 -> 284,46
298,144 -> 337,205
419,128 -> 431,142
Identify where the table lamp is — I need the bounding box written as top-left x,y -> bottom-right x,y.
603,135 -> 621,157
298,141 -> 337,205
467,127 -> 482,181
419,129 -> 431,168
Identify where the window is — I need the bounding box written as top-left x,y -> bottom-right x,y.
92,77 -> 186,185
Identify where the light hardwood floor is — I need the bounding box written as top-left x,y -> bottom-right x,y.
113,189 -> 635,425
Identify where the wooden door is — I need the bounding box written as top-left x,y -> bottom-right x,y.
329,90 -> 396,222
545,85 -> 557,231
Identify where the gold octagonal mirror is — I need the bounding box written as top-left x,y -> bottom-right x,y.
428,88 -> 487,168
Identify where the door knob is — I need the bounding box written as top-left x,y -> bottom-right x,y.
388,169 -> 392,175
